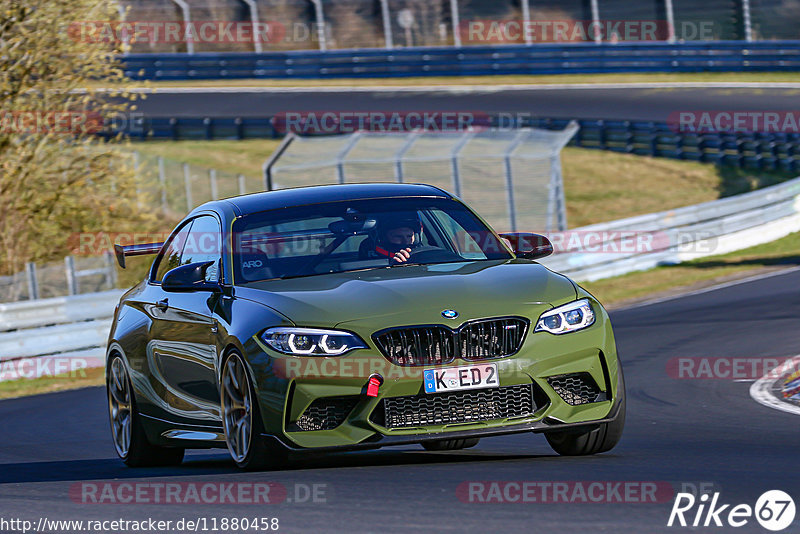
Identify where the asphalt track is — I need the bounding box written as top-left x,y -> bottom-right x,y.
133,84 -> 800,121
1,267 -> 799,533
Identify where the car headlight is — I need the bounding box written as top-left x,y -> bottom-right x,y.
261,327 -> 367,356
535,299 -> 595,334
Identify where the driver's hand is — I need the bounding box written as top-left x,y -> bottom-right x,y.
391,248 -> 412,264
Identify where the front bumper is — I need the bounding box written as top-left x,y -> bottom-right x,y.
260,389 -> 625,453
247,301 -> 621,451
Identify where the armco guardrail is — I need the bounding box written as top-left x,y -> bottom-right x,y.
540,176 -> 800,281
0,290 -> 124,331
0,321 -> 111,362
121,41 -> 800,80
0,290 -> 122,381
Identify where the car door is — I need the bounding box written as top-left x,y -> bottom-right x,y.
147,214 -> 224,426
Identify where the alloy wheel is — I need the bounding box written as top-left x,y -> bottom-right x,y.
221,354 -> 253,464
108,357 -> 132,458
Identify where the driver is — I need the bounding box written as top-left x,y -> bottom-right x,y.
361,212 -> 423,264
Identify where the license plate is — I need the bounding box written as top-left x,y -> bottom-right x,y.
423,363 -> 499,394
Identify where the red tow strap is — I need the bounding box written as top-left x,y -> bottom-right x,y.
366,375 -> 383,397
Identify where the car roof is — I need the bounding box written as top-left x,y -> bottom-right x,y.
213,183 -> 454,217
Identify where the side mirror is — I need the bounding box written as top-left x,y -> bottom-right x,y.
499,232 -> 553,260
162,261 -> 220,292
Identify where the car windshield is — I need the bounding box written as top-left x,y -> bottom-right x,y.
231,197 -> 513,282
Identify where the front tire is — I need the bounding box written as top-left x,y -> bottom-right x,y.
545,366 -> 626,456
107,354 -> 184,467
221,350 -> 287,470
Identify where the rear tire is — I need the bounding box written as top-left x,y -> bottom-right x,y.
545,366 -> 626,456
221,350 -> 287,471
421,438 -> 480,451
107,354 -> 184,467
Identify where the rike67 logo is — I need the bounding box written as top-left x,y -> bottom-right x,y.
668,490 -> 795,531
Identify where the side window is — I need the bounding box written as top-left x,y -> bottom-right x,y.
153,221 -> 193,283
180,215 -> 222,282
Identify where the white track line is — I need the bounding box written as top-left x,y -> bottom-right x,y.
93,82 -> 800,95
750,355 -> 800,416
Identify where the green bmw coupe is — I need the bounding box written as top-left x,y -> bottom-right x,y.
107,183 -> 625,469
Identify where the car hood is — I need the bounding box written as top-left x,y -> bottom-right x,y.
235,260 -> 577,329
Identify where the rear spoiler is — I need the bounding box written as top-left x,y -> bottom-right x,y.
113,242 -> 164,269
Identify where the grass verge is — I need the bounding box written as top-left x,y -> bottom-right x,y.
0,367 -> 105,400
131,139 -> 793,228
129,139 -> 283,178
583,231 -> 800,308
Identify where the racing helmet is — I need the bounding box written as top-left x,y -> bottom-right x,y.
374,211 -> 423,254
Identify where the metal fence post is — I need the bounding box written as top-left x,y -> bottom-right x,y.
115,1 -> 131,51
26,262 -> 38,300
380,0 -> 394,49
550,154 -> 568,231
183,162 -> 193,211
503,130 -> 530,232
590,0 -> 601,44
262,132 -> 297,191
242,0 -> 263,53
157,156 -> 168,213
238,174 -> 247,195
393,132 -> 418,183
210,168 -> 219,200
664,0 -> 676,42
545,164 -> 555,233
742,0 -> 753,41
171,0 -> 194,54
335,132 -> 363,184
65,256 -> 78,296
521,0 -> 532,45
311,0 -> 328,51
450,131 -> 475,198
450,0 -> 462,47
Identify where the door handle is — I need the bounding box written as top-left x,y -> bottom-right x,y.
156,298 -> 169,311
